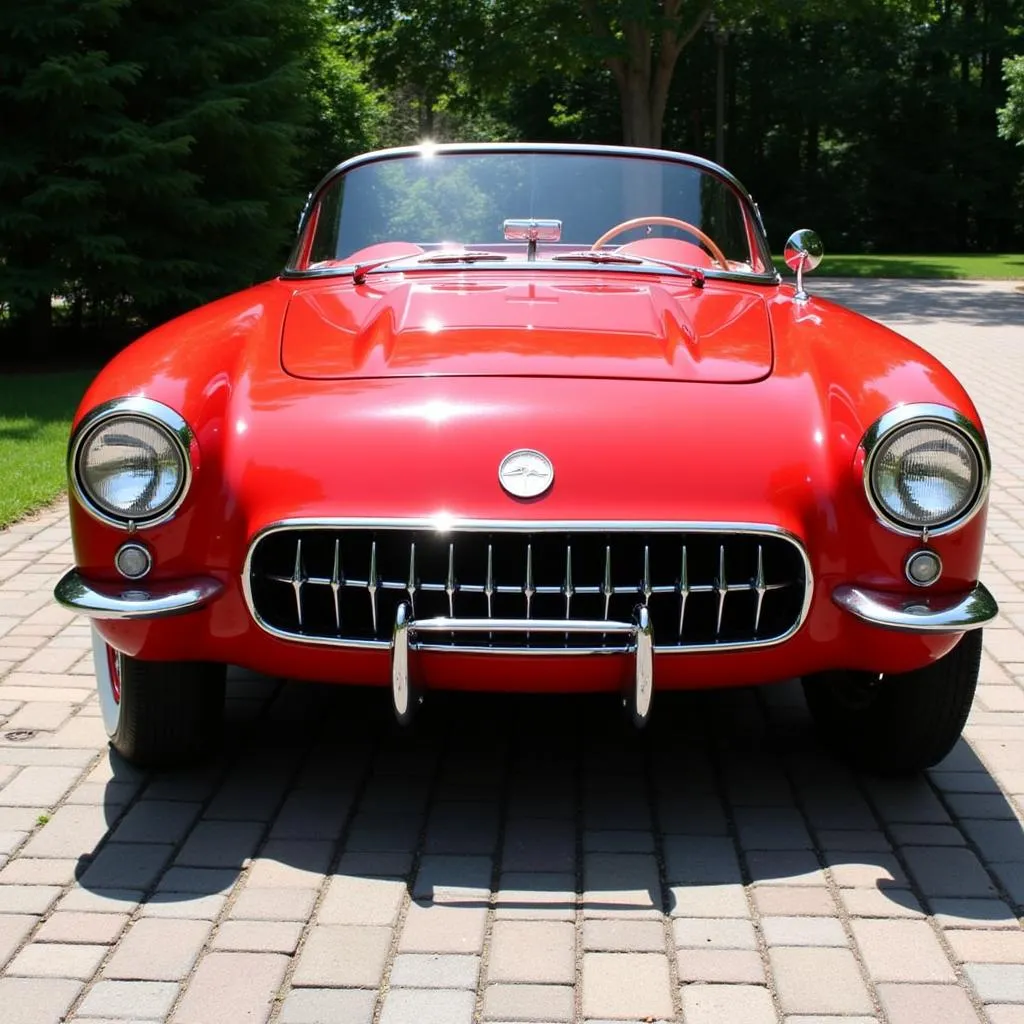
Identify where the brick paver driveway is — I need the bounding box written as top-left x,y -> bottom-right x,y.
1,278 -> 1022,1024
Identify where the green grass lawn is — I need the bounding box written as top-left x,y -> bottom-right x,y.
774,253 -> 1024,279
0,371 -> 95,528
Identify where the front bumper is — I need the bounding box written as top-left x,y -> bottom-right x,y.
54,570 -> 224,620
832,582 -> 997,633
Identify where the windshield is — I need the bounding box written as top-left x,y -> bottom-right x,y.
291,149 -> 773,277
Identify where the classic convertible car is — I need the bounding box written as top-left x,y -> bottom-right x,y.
55,142 -> 997,772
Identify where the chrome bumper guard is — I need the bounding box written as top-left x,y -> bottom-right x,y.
390,601 -> 655,727
53,569 -> 224,620
833,582 -> 998,633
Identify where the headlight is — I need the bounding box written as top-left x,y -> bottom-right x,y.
863,405 -> 988,535
71,399 -> 193,526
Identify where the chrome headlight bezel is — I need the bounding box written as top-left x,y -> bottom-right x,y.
861,403 -> 990,537
69,397 -> 195,529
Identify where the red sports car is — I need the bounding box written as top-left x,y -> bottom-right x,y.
55,143 -> 996,772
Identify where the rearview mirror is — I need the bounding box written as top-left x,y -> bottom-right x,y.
784,229 -> 824,302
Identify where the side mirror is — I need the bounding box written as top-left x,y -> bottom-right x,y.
783,229 -> 824,302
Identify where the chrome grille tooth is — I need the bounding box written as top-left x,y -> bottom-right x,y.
406,542 -> 417,617
446,542 -> 456,617
678,545 -> 689,639
564,544 -> 574,618
715,543 -> 727,636
485,543 -> 494,618
753,543 -> 766,634
368,539 -> 378,634
642,544 -> 652,604
525,542 -> 534,619
330,538 -> 341,631
602,545 -> 613,620
292,537 -> 305,629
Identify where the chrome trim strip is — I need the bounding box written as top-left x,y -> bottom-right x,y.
241,518 -> 814,655
67,397 -> 196,531
54,569 -> 223,620
859,403 -> 991,538
285,141 -> 778,283
833,582 -> 997,633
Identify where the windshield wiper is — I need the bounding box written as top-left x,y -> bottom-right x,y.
353,250 -> 507,283
417,250 -> 509,264
552,250 -> 706,287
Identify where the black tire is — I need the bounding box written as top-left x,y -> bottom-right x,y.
801,630 -> 982,775
112,656 -> 226,768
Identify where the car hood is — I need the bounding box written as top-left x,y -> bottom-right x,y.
280,275 -> 773,383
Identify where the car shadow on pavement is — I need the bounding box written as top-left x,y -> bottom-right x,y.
75,668 -> 1023,927
812,279 -> 1024,329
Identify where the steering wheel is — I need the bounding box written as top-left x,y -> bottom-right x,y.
592,216 -> 730,269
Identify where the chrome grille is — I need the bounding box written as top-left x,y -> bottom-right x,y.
245,523 -> 810,652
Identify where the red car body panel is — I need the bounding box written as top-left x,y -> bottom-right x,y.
69,266 -> 987,693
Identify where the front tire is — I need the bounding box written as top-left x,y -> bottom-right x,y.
801,630 -> 982,775
92,627 -> 226,768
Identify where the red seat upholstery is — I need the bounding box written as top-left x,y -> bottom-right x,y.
617,238 -> 713,268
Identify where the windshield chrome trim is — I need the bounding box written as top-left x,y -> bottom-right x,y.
286,142 -> 777,280
281,261 -> 781,287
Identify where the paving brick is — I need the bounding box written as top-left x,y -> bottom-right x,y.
7,940 -> 107,978
770,947 -> 874,1015
945,929 -> 1024,964
931,899 -> 1021,929
104,918 -> 211,980
35,911 -> 128,944
175,820 -> 264,868
963,964 -> 1024,1003
156,866 -> 238,894
747,850 -> 826,886
230,885 -> 318,921
292,924 -> 392,987
841,887 -> 926,919
172,952 -> 289,1023
877,983 -> 982,1024
581,952 -> 674,1019
78,843 -> 174,889
56,887 -> 141,915
662,836 -> 741,885
583,829 -> 656,852
494,871 -> 575,921
78,980 -> 179,1020
484,983 -> 575,1022
112,800 -> 202,844
398,903 -> 488,954
902,846 -> 999,898
986,1007 -> 1024,1024
826,853 -> 908,889
413,853 -> 492,901
0,976 -> 83,1024
673,916 -> 757,949
212,919 -> 303,953
502,818 -> 575,872
752,885 -> 836,917
488,920 -> 575,984
319,873 -> 405,925
279,988 -> 377,1024
380,988 -> 476,1024
583,918 -> 666,952
677,947 -> 765,983
669,882 -> 750,918
851,919 -> 957,983
762,915 -> 848,946
0,765 -> 82,806
19,803 -> 111,858
0,884 -> 60,914
245,840 -> 333,888
138,892 -> 227,920
389,953 -> 479,989
0,913 -> 37,969
0,856 -> 76,885
682,983 -> 776,1024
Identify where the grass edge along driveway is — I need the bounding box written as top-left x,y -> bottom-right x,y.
774,252 -> 1024,279
0,370 -> 94,528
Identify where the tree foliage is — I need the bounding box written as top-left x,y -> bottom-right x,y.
1000,55 -> 1024,143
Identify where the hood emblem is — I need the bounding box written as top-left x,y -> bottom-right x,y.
499,449 -> 554,498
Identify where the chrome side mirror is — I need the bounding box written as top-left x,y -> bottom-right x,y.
783,229 -> 824,302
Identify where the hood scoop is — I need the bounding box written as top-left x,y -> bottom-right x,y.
281,277 -> 773,383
